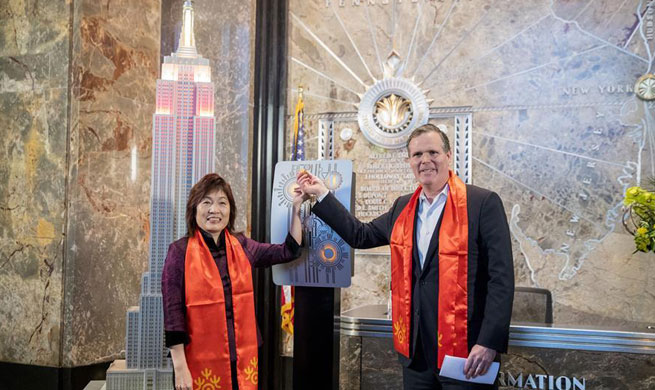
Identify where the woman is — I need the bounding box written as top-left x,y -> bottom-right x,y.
162,173 -> 305,390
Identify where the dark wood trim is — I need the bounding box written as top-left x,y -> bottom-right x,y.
292,287 -> 341,390
251,0 -> 289,389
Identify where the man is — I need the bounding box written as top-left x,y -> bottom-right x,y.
297,124 -> 514,389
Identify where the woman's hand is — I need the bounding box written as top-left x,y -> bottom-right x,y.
296,170 -> 329,198
173,363 -> 193,390
170,344 -> 193,390
292,184 -> 309,212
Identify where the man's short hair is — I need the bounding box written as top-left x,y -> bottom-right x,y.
406,123 -> 451,154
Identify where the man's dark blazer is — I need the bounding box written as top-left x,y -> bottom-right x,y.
312,184 -> 514,371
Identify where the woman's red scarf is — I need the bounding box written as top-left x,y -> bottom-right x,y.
184,229 -> 259,389
390,171 -> 469,368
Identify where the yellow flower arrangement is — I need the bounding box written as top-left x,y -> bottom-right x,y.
623,178 -> 655,253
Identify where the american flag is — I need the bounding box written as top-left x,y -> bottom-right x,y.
292,92 -> 304,161
281,91 -> 304,336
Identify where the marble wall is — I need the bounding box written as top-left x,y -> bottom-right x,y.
287,0 -> 655,329
0,0 -> 71,367
0,0 -> 256,368
61,0 -> 161,367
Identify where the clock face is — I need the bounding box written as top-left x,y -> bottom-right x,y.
635,73 -> 655,101
288,0 -> 655,325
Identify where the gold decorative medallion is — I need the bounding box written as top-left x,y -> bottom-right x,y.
324,171 -> 343,191
284,180 -> 300,203
319,242 -> 339,264
438,332 -> 443,348
393,317 -> 407,344
356,52 -> 430,149
195,368 -> 221,390
244,357 -> 258,385
375,94 -> 412,131
635,73 -> 655,101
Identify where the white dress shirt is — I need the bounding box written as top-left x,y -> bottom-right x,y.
416,185 -> 449,269
316,185 -> 449,269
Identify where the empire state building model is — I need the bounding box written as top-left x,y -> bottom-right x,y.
106,1 -> 215,388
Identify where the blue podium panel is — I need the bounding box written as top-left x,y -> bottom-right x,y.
272,160 -> 353,288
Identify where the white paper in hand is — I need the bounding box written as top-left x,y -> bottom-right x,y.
439,355 -> 500,384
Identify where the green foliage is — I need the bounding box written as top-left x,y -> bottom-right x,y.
623,181 -> 655,253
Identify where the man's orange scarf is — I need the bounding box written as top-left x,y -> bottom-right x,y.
390,171 -> 469,368
184,229 -> 259,389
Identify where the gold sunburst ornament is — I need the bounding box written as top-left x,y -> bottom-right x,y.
635,73 -> 655,101
375,94 -> 412,130
356,51 -> 430,149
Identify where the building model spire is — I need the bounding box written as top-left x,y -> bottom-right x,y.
176,1 -> 198,58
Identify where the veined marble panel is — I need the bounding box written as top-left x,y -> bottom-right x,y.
342,253 -> 390,312
62,0 -> 160,367
0,0 -> 71,366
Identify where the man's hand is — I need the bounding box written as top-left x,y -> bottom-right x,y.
296,170 -> 329,198
463,344 -> 496,379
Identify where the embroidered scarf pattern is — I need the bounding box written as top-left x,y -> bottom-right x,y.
184,229 -> 259,389
389,171 -> 469,368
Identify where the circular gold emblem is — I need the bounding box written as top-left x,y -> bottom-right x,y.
324,171 -> 343,191
315,239 -> 343,268
283,179 -> 299,204
374,93 -> 413,133
319,242 -> 338,264
357,78 -> 430,149
635,73 -> 655,101
356,51 -> 430,149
